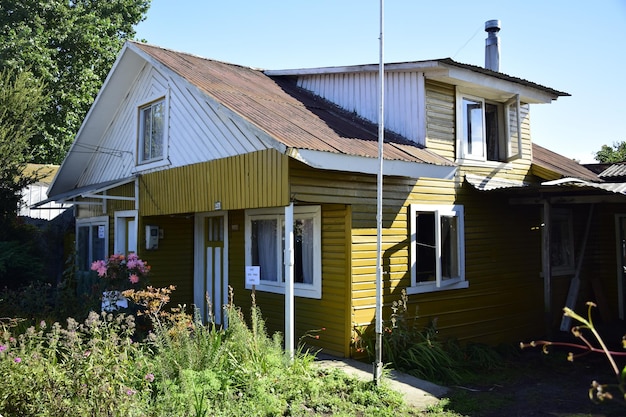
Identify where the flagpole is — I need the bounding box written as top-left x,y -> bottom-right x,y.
373,0 -> 384,385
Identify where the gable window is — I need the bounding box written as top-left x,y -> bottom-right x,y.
456,90 -> 522,163
138,97 -> 166,164
245,206 -> 321,299
550,208 -> 575,275
407,204 -> 467,294
76,217 -> 108,272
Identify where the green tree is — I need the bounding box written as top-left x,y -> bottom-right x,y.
0,0 -> 151,164
0,69 -> 48,223
595,141 -> 626,163
0,69 -> 49,288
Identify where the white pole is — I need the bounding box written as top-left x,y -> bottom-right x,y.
373,0 -> 384,385
285,202 -> 295,359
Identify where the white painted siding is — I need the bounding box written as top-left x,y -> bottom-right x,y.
297,71 -> 425,145
77,64 -> 270,188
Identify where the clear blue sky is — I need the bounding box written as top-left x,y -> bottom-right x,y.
135,1 -> 626,164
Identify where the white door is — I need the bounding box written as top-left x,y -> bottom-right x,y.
194,212 -> 228,325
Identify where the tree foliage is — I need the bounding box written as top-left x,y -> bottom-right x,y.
0,69 -> 48,224
0,69 -> 49,287
594,141 -> 626,163
0,0 -> 151,164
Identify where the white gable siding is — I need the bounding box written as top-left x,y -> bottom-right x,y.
77,63 -> 271,188
296,71 -> 425,145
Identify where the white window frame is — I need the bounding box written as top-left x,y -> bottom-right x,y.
455,90 -> 521,164
407,204 -> 467,295
114,210 -> 138,255
76,216 -> 109,272
136,92 -> 169,170
244,206 -> 322,299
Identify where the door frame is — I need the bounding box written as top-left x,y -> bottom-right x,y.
194,211 -> 229,324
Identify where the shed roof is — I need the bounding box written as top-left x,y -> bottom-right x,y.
532,143 -> 599,182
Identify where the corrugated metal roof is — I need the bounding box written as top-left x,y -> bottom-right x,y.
465,174 -> 531,191
542,178 -> 626,195
532,143 -> 600,182
597,163 -> 626,179
132,42 -> 454,167
438,59 -> 569,98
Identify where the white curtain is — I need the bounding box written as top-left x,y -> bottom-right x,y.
256,219 -> 278,281
300,218 -> 314,284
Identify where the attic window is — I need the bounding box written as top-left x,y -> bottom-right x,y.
456,90 -> 522,163
138,98 -> 166,164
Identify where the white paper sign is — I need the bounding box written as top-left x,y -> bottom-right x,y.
245,266 -> 260,286
98,225 -> 106,239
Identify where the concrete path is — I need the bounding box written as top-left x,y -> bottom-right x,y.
315,355 -> 448,409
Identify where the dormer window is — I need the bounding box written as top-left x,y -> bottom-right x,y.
456,90 -> 522,163
138,97 -> 166,164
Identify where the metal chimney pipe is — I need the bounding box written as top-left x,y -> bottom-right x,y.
485,19 -> 501,71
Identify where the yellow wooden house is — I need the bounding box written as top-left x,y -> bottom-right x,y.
46,39 -> 626,358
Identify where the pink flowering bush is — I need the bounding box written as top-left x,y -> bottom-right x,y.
91,253 -> 150,292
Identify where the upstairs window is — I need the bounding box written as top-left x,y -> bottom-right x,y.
407,204 -> 467,294
456,91 -> 521,163
138,98 -> 166,164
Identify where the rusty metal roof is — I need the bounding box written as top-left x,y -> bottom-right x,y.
132,42 -> 453,167
532,143 -> 600,182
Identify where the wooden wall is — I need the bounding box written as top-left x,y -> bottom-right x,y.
228,204 -> 352,357
139,149 -> 289,216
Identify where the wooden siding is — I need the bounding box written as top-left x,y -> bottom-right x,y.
297,71 -> 425,145
425,81 -> 456,160
139,150 -> 289,216
227,205 -> 352,357
139,215 -> 195,308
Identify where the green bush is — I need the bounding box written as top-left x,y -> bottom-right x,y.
1,284 -> 419,416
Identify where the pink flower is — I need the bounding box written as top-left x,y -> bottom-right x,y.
0,345 -> 7,352
126,388 -> 136,396
91,260 -> 107,277
145,373 -> 155,383
129,274 -> 140,284
14,357 -> 21,363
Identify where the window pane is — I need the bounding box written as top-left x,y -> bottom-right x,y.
463,98 -> 483,157
485,103 -> 500,161
142,107 -> 152,161
151,102 -> 164,159
415,212 -> 436,282
91,225 -> 106,264
251,219 -> 278,281
441,215 -> 459,279
139,100 -> 164,162
294,218 -> 314,284
551,214 -> 574,269
77,226 -> 90,271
